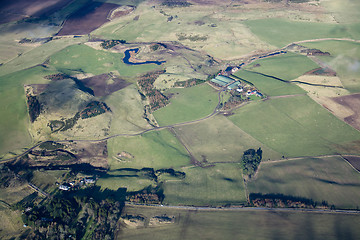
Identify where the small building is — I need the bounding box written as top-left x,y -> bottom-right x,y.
59,185 -> 70,191
84,178 -> 95,184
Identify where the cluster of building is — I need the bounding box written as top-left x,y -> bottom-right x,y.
58,177 -> 96,191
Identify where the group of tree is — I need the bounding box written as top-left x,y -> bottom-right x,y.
240,148 -> 262,177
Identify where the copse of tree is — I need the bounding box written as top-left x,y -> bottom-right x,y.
240,148 -> 262,177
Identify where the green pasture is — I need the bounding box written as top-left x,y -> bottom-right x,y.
245,18 -> 352,48
0,66 -> 59,155
249,156 -> 360,209
106,129 -> 190,170
119,205 -> 360,240
105,85 -> 151,135
228,95 -> 360,157
174,115 -> 281,163
233,70 -> 306,96
49,44 -> 159,77
0,37 -> 86,77
301,40 -> 360,92
0,209 -> 26,240
163,163 -> 247,206
153,83 -> 218,126
244,52 -> 319,81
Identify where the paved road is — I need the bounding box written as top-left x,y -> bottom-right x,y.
125,202 -> 360,215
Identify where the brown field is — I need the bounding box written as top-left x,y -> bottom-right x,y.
343,156 -> 360,172
0,0 -> 73,24
57,2 -> 119,36
332,93 -> 360,131
80,73 -> 132,97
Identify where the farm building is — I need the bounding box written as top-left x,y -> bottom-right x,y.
211,75 -> 235,87
227,81 -> 241,90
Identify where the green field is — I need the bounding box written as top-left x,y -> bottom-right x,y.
49,44 -> 159,77
244,52 -> 319,81
118,205 -> 360,240
0,66 -> 61,155
233,70 -> 306,96
301,40 -> 360,92
163,163 -> 247,206
228,95 -> 360,157
249,156 -> 360,209
174,115 -> 281,163
106,129 -> 190,170
245,18 -> 352,47
105,85 -> 152,135
153,83 -> 219,126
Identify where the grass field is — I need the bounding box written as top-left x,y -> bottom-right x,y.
174,114 -> 281,163
49,44 -> 159,77
163,163 -> 247,206
233,70 -> 306,96
107,129 -> 190,170
244,18 -> 352,48
105,85 -> 152,135
0,209 -> 27,240
249,156 -> 360,209
228,95 -> 360,157
244,52 -> 319,81
153,83 -> 219,126
301,40 -> 360,92
118,205 -> 360,240
0,66 -> 61,155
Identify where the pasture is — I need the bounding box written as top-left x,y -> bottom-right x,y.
118,205 -> 360,240
233,70 -> 306,96
0,66 -> 59,155
243,52 -> 319,81
174,114 -> 281,163
163,163 -> 247,206
248,156 -> 360,209
228,95 -> 360,157
106,129 -> 190,170
49,44 -> 159,77
300,40 -> 360,92
153,83 -> 219,126
0,209 -> 26,240
244,18 -> 352,47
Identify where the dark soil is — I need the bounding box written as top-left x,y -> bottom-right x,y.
332,93 -> 360,131
305,67 -> 337,76
80,73 -> 131,97
57,2 -> 119,35
342,156 -> 360,172
0,0 -> 73,24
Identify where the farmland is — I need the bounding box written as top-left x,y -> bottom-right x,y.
248,156 -> 360,209
118,205 -> 360,240
228,95 -> 360,157
153,83 -> 219,126
233,70 -> 306,97
243,52 -> 320,81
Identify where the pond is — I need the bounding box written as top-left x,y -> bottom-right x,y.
123,48 -> 165,65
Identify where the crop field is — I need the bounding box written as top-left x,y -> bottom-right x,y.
244,18 -> 352,48
153,83 -> 219,126
174,115 -> 281,163
49,44 -> 159,77
243,52 -> 319,81
300,40 -> 360,92
163,163 -> 247,206
228,95 -> 360,157
57,2 -> 119,36
118,205 -> 360,240
105,85 -> 152,135
331,93 -> 360,131
106,129 -> 190,170
248,156 -> 360,209
343,156 -> 360,172
233,70 -> 306,96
